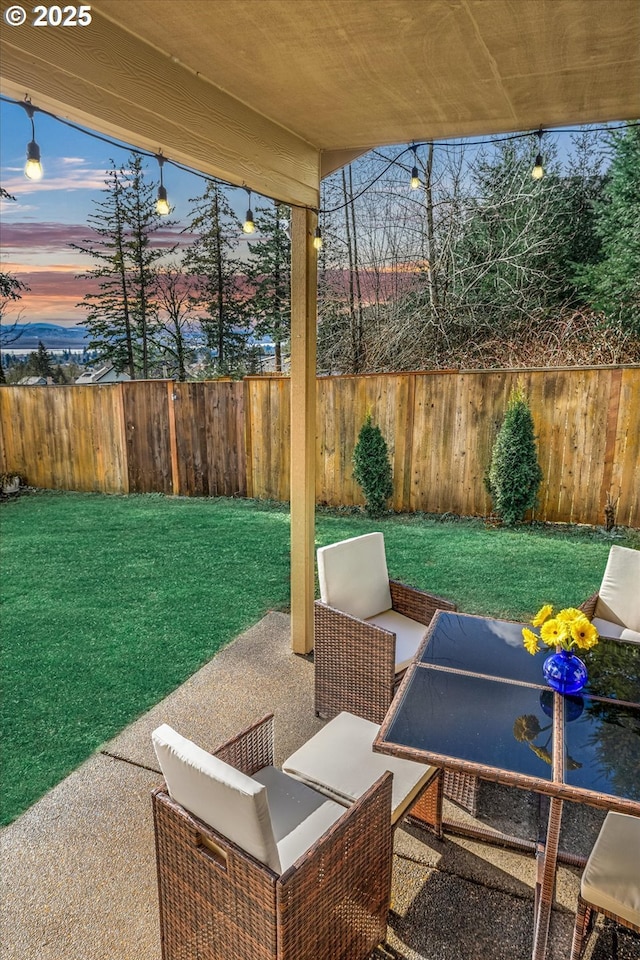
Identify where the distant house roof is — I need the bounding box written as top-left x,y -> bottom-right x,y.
18,376 -> 48,385
75,363 -> 131,384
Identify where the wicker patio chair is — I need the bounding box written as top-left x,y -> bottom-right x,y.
283,710 -> 444,836
314,532 -> 457,723
152,715 -> 393,960
579,545 -> 640,643
313,532 -> 477,815
569,811 -> 640,960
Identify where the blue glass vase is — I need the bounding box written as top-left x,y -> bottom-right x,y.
542,649 -> 588,695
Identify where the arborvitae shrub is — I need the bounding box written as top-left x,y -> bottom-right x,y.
486,387 -> 543,525
352,413 -> 393,518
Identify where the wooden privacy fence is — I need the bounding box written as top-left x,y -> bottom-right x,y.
1,366 -> 638,527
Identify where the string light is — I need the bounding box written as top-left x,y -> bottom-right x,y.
410,144 -> 420,189
313,226 -> 323,250
531,129 -> 544,180
242,188 -> 255,234
20,98 -> 43,181
155,154 -> 170,215
3,96 -> 638,222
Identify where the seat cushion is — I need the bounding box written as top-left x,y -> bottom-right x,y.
592,617 -> 640,644
152,724 -> 281,874
594,545 -> 640,632
252,766 -> 345,872
367,609 -> 427,671
581,811 -> 640,927
282,711 -> 439,825
317,532 -> 392,620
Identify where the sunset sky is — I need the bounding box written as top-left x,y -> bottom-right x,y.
0,96 -> 247,328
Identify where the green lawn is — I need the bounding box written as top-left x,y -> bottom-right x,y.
1,490 -> 637,825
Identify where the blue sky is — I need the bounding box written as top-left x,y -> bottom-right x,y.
0,96 -> 248,325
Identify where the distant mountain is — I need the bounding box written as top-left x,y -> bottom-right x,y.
1,323 -> 90,350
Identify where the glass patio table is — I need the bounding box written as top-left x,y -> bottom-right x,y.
373,610 -> 640,960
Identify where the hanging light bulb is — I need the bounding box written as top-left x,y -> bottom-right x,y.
410,144 -> 420,189
242,188 -> 255,234
25,140 -> 42,181
531,129 -> 544,180
21,99 -> 43,181
313,226 -> 323,250
155,154 -> 170,214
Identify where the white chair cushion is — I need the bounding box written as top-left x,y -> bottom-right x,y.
282,711 -> 439,825
317,532 -> 392,620
594,545 -> 640,632
581,811 -> 640,928
367,609 -> 427,672
252,766 -> 345,872
592,617 -> 640,644
152,724 -> 281,874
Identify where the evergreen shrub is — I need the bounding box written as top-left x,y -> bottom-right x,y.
486,386 -> 543,525
352,413 -> 393,518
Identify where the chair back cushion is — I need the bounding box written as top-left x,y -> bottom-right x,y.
594,545 -> 640,632
317,533 -> 392,620
152,724 -> 281,874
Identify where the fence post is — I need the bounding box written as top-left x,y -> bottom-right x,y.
167,380 -> 180,496
115,382 -> 130,494
244,377 -> 254,499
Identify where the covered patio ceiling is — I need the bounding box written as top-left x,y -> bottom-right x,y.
1,0 -> 639,653
1,0 -> 639,207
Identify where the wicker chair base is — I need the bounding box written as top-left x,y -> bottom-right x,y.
570,894 -> 640,960
442,770 -> 479,817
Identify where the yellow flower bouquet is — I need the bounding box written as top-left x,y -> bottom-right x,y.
522,605 -> 599,656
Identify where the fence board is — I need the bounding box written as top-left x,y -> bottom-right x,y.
0,384 -> 127,492
206,381 -> 246,497
122,381 -> 173,494
251,377 -> 290,502
611,369 -> 640,528
1,367 -> 638,527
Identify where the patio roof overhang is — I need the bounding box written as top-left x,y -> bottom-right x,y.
2,0 -> 639,207
2,0 -> 639,652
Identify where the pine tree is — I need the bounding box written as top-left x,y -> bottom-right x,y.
579,124 -> 640,336
352,413 -> 393,518
557,129 -> 607,304
28,341 -> 54,379
184,181 -> 247,375
486,387 -> 543,525
121,155 -> 175,377
72,154 -> 175,378
246,202 -> 291,371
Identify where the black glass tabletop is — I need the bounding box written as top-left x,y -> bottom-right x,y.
385,669 -> 555,781
419,611 -> 548,682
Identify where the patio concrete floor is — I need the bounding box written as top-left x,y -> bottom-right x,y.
2,611 -> 639,960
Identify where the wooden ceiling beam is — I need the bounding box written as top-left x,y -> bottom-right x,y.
0,7 -> 320,208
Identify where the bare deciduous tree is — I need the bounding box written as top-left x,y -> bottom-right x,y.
152,263 -> 203,380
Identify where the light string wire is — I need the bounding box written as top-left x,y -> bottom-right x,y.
2,95 -> 638,219
0,94 -> 267,201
